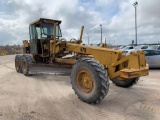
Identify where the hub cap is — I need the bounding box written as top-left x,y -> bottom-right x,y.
76,70 -> 93,93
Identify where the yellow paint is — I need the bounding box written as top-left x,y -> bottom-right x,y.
23,18 -> 149,81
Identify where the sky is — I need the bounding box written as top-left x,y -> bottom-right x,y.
0,0 -> 160,45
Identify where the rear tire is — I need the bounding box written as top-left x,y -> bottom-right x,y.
22,55 -> 32,76
15,55 -> 22,73
71,58 -> 109,104
112,77 -> 139,88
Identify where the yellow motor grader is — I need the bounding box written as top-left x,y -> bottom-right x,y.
15,18 -> 149,104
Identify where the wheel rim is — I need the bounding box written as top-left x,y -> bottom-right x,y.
15,59 -> 19,70
76,70 -> 94,93
22,60 -> 27,72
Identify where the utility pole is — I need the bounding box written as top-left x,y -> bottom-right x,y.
87,33 -> 89,45
100,24 -> 102,43
133,1 -> 138,46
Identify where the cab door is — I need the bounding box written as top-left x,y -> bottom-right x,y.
29,25 -> 37,54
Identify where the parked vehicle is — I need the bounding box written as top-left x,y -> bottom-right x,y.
119,46 -> 134,50
143,50 -> 160,68
125,49 -> 160,68
15,18 -> 149,104
118,45 -> 126,49
147,45 -> 160,50
134,45 -> 149,50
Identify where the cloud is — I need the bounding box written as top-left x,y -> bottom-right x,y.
0,0 -> 160,45
98,0 -> 160,45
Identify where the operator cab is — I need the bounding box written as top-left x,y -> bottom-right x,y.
29,18 -> 62,57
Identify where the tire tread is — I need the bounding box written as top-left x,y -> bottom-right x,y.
71,58 -> 109,104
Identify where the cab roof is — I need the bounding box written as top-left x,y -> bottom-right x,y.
30,18 -> 62,25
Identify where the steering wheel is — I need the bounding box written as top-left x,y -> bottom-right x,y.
70,38 -> 77,43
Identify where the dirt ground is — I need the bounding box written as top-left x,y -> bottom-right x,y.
0,55 -> 160,120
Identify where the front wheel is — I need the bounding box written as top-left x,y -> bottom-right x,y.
70,58 -> 109,104
112,77 -> 139,88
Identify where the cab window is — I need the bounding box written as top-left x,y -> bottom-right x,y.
29,25 -> 36,40
144,50 -> 160,56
